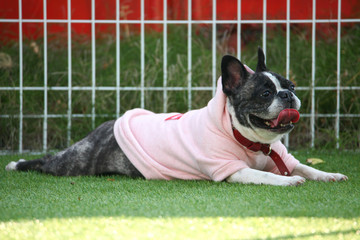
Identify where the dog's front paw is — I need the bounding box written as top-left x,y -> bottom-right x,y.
280,176 -> 306,186
5,159 -> 25,171
319,173 -> 348,182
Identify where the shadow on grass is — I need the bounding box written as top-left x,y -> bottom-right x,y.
0,151 -> 359,222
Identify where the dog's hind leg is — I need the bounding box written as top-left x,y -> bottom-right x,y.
6,156 -> 48,173
5,120 -> 143,178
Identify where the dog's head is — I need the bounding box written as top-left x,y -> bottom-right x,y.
222,47 -> 301,144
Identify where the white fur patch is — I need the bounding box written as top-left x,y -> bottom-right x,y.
263,72 -> 285,92
292,163 -> 348,182
5,159 -> 25,171
226,168 -> 306,186
227,99 -> 284,144
5,162 -> 17,171
263,72 -> 301,116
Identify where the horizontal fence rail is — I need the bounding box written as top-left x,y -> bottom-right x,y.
0,0 -> 359,154
2,19 -> 360,24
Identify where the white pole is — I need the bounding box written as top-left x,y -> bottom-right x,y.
212,0 -> 216,96
91,0 -> 96,129
262,0 -> 267,60
336,0 -> 342,148
140,0 -> 145,108
18,0 -> 23,153
237,0 -> 241,60
311,0 -> 316,148
67,0 -> 72,146
116,0 -> 120,118
187,0 -> 192,110
43,0 -> 48,152
163,0 -> 168,112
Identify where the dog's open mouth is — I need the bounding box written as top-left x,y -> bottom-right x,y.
250,109 -> 300,132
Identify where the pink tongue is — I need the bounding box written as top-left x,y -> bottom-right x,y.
270,109 -> 300,127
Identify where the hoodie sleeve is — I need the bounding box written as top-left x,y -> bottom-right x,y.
206,159 -> 250,182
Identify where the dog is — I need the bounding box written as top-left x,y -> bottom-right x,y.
6,48 -> 348,186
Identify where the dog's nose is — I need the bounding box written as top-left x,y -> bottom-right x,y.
278,91 -> 293,102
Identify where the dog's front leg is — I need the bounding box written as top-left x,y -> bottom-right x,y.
226,168 -> 306,186
291,163 -> 348,182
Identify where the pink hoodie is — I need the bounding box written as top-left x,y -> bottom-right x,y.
113,78 -> 299,181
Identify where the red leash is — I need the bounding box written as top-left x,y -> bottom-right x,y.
232,129 -> 290,176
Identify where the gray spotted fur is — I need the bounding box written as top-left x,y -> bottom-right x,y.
13,120 -> 143,178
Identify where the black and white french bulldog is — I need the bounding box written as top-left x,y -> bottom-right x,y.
6,48 -> 348,186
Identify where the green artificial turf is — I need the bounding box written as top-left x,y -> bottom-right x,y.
0,150 -> 359,239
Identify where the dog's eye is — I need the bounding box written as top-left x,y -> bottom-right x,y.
289,85 -> 295,92
261,90 -> 271,98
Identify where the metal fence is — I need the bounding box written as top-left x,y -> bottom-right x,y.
0,0 -> 359,154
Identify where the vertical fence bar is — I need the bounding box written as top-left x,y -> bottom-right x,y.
43,0 -> 48,152
116,0 -> 120,118
336,0 -> 341,148
237,0 -> 241,60
163,0 -> 168,112
262,0 -> 267,59
187,0 -> 192,110
18,0 -> 23,153
311,0 -> 316,148
212,0 -> 216,96
140,0 -> 145,108
284,0 -> 290,147
285,0 -> 290,86
91,0 -> 96,129
67,0 -> 72,146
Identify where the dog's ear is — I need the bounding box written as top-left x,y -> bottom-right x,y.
221,55 -> 249,96
256,47 -> 268,72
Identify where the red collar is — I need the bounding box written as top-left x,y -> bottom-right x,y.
232,128 -> 291,176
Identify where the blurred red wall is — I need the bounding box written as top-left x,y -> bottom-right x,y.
1,0 -> 359,40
